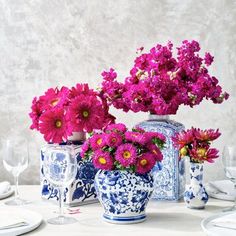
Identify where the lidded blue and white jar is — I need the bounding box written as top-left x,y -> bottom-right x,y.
95,170 -> 154,224
184,162 -> 208,209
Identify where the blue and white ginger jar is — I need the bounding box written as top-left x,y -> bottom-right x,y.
184,162 -> 208,209
95,170 -> 154,224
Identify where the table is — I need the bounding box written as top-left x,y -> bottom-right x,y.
0,185 -> 232,236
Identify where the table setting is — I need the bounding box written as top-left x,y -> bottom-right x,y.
0,39 -> 235,236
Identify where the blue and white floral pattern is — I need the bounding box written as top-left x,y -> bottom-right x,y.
41,143 -> 98,206
184,162 -> 208,209
137,115 -> 185,200
95,170 -> 154,224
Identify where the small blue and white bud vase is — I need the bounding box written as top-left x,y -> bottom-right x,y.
95,170 -> 154,224
184,162 -> 208,209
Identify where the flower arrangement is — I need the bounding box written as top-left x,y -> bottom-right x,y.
101,40 -> 229,115
29,84 -> 115,143
81,123 -> 166,174
172,127 -> 221,163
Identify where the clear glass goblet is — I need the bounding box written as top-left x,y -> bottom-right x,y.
43,145 -> 77,225
222,145 -> 236,211
2,138 -> 29,205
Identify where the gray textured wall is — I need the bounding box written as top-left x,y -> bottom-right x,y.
0,0 -> 235,184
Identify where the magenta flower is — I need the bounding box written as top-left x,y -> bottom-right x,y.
80,140 -> 90,158
40,86 -> 69,109
173,127 -> 221,163
67,94 -> 106,133
147,144 -> 163,162
136,153 -> 156,174
125,131 -> 147,145
101,40 -> 229,115
115,143 -> 137,167
39,108 -> 72,143
29,97 -> 42,131
105,133 -> 123,148
90,134 -> 107,150
93,150 -> 114,170
105,123 -> 127,133
144,132 -> 166,143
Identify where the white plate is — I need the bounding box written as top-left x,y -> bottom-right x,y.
0,207 -> 42,236
0,187 -> 14,200
201,212 -> 236,236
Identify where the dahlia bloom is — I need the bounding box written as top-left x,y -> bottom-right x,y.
101,40 -> 229,115
173,127 -> 221,163
29,97 -> 42,130
81,123 -> 165,174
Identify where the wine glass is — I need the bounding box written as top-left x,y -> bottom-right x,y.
43,145 -> 77,225
222,145 -> 236,211
2,138 -> 29,205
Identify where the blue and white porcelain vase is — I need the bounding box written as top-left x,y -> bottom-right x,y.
40,132 -> 98,206
137,114 -> 185,200
184,162 -> 208,209
95,170 -> 154,224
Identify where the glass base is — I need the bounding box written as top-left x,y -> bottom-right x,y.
223,205 -> 236,212
47,216 -> 77,225
4,198 -> 30,206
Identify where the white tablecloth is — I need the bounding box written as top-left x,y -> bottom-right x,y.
0,185 -> 231,236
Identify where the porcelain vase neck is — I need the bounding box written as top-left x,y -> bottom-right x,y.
148,114 -> 170,121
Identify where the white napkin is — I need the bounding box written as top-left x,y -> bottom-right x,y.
0,216 -> 28,230
208,180 -> 236,196
0,181 -> 10,195
212,213 -> 236,230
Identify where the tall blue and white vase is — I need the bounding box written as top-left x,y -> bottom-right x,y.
137,114 -> 185,200
95,170 -> 154,224
184,162 -> 208,209
40,132 -> 98,206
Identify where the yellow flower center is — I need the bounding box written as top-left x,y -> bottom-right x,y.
55,120 -> 62,128
152,149 -> 157,155
197,148 -> 207,158
82,110 -> 89,118
140,159 -> 148,166
98,157 -> 107,164
96,138 -> 102,145
123,151 -> 131,159
180,147 -> 188,156
51,98 -> 60,107
112,138 -> 117,143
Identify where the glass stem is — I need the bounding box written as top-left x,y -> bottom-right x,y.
58,187 -> 64,218
14,175 -> 19,200
234,183 -> 236,207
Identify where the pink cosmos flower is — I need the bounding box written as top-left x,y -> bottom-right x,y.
38,108 -> 72,143
29,97 -> 42,130
115,143 -> 137,167
40,87 -> 69,109
125,131 -> 147,145
67,94 -> 106,133
90,134 -> 107,150
92,150 -> 114,170
105,132 -> 123,148
136,153 -> 156,174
